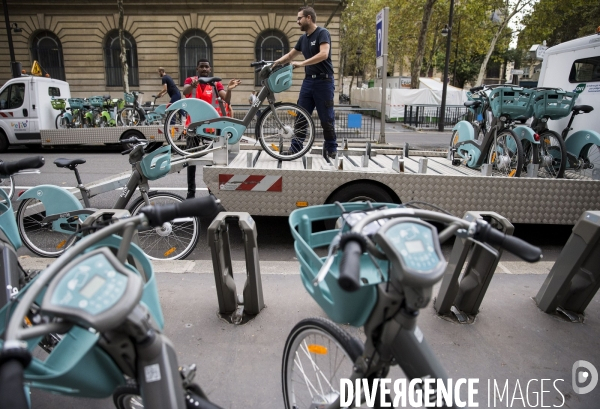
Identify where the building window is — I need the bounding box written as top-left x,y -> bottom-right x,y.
255,30 -> 289,86
179,30 -> 212,86
103,30 -> 139,87
30,31 -> 65,80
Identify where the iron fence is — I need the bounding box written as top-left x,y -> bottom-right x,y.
231,106 -> 377,140
403,105 -> 468,129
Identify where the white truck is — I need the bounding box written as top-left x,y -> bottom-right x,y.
537,31 -> 600,133
0,75 -> 164,152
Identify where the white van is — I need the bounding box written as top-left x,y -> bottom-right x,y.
0,75 -> 71,152
537,32 -> 600,133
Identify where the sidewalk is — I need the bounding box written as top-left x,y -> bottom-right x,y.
21,257 -> 600,409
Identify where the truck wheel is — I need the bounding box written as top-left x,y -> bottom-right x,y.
0,131 -> 8,153
325,183 -> 395,229
119,130 -> 145,150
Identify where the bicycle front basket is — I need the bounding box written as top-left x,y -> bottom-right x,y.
532,89 -> 577,120
267,64 -> 293,93
88,96 -> 105,108
124,92 -> 136,105
140,145 -> 171,180
50,98 -> 66,111
489,86 -> 534,120
68,98 -> 85,110
289,202 -> 399,327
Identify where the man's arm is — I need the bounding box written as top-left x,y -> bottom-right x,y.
157,83 -> 168,98
292,42 -> 329,69
218,79 -> 242,104
181,77 -> 197,97
274,49 -> 302,67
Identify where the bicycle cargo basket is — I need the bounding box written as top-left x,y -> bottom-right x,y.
50,98 -> 66,111
289,202 -> 400,327
88,96 -> 105,107
267,64 -> 293,93
532,89 -> 577,120
140,145 -> 171,180
489,86 -> 534,120
68,98 -> 85,110
124,92 -> 136,105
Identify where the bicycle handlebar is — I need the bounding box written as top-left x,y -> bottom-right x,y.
0,156 -> 45,176
473,220 -> 542,262
140,196 -> 220,227
338,232 -> 367,292
0,349 -> 32,409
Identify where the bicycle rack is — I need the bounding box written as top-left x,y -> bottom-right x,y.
434,211 -> 514,323
208,212 -> 264,324
534,211 -> 600,322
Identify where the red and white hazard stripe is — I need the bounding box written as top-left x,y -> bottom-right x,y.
0,112 -> 13,117
219,174 -> 282,192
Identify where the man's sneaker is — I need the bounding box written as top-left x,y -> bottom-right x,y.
327,151 -> 337,159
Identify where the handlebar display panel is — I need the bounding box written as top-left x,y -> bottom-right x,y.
384,222 -> 440,273
49,253 -> 128,315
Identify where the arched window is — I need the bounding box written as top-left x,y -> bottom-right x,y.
30,31 -> 65,80
103,30 -> 139,87
255,30 -> 289,86
179,30 -> 212,86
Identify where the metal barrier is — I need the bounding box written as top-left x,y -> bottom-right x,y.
534,211 -> 600,322
231,106 -> 377,141
434,211 -> 514,323
402,105 -> 468,129
207,212 -> 264,324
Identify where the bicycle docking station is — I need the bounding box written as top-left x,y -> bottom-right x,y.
208,212 -> 264,325
534,211 -> 600,322
434,211 -> 514,323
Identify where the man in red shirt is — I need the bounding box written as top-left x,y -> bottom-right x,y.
182,58 -> 241,198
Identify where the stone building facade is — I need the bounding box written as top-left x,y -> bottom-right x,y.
1,0 -> 342,104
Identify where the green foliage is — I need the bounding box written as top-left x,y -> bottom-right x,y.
517,0 -> 600,49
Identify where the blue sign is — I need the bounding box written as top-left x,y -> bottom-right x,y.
376,14 -> 383,58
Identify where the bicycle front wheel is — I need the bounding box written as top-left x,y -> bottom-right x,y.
128,192 -> 200,260
282,317 -> 363,409
163,108 -> 215,157
119,107 -> 141,126
535,130 -> 566,178
257,103 -> 315,161
16,198 -> 73,257
0,174 -> 14,203
487,129 -> 524,177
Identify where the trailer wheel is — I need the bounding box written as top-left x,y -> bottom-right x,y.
0,131 -> 8,153
327,182 -> 394,205
119,129 -> 145,149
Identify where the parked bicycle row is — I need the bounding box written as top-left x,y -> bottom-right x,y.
52,91 -> 167,129
450,85 -> 600,180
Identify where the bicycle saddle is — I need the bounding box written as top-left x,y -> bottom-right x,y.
464,100 -> 482,108
198,77 -> 222,84
573,105 -> 593,114
54,158 -> 86,169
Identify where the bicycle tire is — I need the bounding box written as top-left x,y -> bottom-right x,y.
113,381 -> 210,409
55,113 -> 70,129
282,317 -> 363,409
16,198 -> 73,257
120,107 -> 141,126
128,192 -> 200,260
0,174 -> 14,202
565,142 -> 600,180
256,103 -> 315,161
530,130 -> 566,178
487,129 -> 524,177
163,108 -> 215,157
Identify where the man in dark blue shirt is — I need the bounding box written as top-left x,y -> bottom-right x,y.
274,6 -> 337,158
157,67 -> 181,103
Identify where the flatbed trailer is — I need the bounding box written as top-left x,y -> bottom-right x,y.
199,142 -> 600,225
39,125 -> 166,146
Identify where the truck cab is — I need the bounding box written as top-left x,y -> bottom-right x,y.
537,32 -> 600,134
0,75 -> 71,152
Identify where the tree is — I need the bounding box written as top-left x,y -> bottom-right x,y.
117,0 -> 129,93
410,0 -> 438,88
474,0 -> 535,86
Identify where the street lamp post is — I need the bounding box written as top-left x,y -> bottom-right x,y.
438,0 -> 455,132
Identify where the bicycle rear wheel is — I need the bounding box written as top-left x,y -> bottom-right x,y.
163,108 -> 215,157
16,198 -> 73,257
282,317 -> 363,409
128,192 -> 200,260
565,143 -> 600,180
487,129 -> 524,177
528,130 -> 566,178
257,103 -> 315,161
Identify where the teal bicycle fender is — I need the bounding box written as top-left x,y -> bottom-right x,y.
19,185 -> 83,234
101,111 -> 111,122
154,104 -> 167,116
452,121 -> 475,143
565,130 -> 600,158
513,126 -> 539,144
166,98 -> 219,122
63,112 -> 73,123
